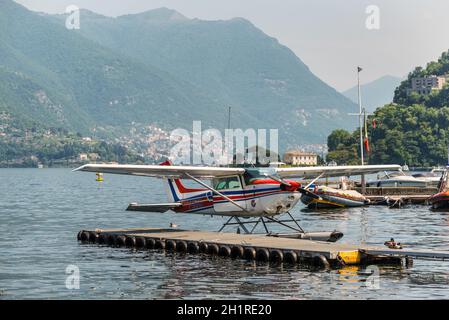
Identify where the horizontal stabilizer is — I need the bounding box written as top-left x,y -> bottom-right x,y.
126,202 -> 182,213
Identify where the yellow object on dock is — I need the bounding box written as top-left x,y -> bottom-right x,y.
337,250 -> 362,265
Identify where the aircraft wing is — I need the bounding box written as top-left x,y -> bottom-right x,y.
73,164 -> 245,179
275,164 -> 401,179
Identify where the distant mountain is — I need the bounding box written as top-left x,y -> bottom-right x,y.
1,0 -> 358,153
342,75 -> 403,112
50,7 -> 359,145
0,1 -> 231,137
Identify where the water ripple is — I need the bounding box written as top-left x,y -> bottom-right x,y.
1,168 -> 449,299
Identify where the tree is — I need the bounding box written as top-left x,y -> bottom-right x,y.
327,129 -> 353,151
328,50 -> 449,167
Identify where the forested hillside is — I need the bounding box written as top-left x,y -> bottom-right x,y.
327,50 -> 449,167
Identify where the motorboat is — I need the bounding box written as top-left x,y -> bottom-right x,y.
412,168 -> 446,187
430,168 -> 449,209
429,190 -> 449,210
367,170 -> 441,188
410,171 -> 442,187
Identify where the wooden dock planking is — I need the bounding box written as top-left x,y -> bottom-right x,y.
124,230 -> 356,259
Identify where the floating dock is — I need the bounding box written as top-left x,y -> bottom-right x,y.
77,227 -> 449,268
353,187 -> 436,207
367,195 -> 431,207
359,187 -> 438,196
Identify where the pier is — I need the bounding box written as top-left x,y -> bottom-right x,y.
355,186 -> 437,197
77,227 -> 449,268
302,181 -> 437,206
367,195 -> 431,208
356,187 -> 436,207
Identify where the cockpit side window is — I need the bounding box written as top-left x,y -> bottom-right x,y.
213,176 -> 242,190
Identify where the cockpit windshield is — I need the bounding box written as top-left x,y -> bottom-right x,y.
243,168 -> 275,185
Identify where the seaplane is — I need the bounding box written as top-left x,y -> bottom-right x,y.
74,161 -> 400,242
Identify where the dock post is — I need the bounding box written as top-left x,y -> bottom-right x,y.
361,174 -> 366,195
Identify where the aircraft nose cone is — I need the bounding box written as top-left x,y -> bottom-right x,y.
285,180 -> 300,191
290,181 -> 300,188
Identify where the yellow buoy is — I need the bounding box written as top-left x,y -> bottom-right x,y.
95,172 -> 104,182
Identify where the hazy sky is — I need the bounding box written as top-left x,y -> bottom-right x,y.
14,0 -> 449,91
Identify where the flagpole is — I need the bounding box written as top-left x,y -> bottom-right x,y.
227,106 -> 232,166
357,67 -> 364,166
357,67 -> 366,195
228,106 -> 231,131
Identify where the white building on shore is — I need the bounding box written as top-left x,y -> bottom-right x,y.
283,150 -> 318,166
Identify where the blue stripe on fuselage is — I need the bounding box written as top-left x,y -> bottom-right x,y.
167,179 -> 180,202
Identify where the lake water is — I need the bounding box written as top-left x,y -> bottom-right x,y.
1,168 -> 449,299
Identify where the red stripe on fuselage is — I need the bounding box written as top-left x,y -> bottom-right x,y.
176,197 -> 213,212
173,178 -> 206,193
249,179 -> 300,192
160,159 -> 206,194
249,179 -> 281,185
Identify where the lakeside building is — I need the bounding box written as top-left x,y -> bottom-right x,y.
283,150 -> 318,166
78,153 -> 100,161
408,75 -> 446,95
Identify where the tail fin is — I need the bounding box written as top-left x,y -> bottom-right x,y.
160,160 -> 205,202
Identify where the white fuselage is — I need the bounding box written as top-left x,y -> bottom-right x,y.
166,177 -> 301,217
